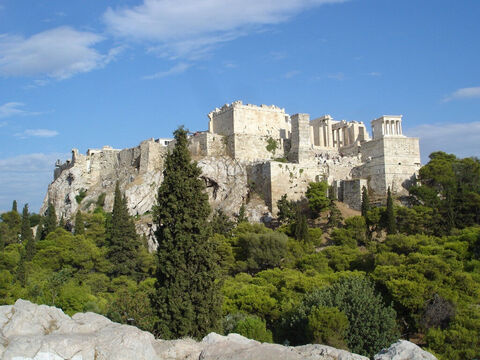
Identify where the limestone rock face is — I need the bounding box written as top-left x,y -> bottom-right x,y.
0,300 -> 437,360
374,340 -> 438,360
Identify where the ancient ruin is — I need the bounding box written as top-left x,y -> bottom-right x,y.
42,101 -> 421,227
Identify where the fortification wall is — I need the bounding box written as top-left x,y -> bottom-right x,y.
358,137 -> 420,196
232,134 -> 287,162
268,161 -> 327,214
189,132 -> 229,158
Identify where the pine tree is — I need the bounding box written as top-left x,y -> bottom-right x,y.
152,127 -> 221,340
21,204 -> 35,261
74,211 -> 85,236
12,200 -> 18,213
386,187 -> 397,235
106,183 -> 139,277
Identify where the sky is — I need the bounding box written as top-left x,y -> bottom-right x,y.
0,0 -> 479,213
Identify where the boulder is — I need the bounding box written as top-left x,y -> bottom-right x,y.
374,340 -> 438,360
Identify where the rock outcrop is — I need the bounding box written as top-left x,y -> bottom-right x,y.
0,300 -> 437,360
374,340 -> 438,360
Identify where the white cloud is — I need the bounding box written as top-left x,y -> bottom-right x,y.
104,0 -> 346,58
406,122 -> 480,163
0,102 -> 43,118
0,27 -> 122,79
443,86 -> 480,102
284,70 -> 300,79
0,152 -> 69,212
143,62 -> 191,79
327,72 -> 345,81
15,129 -> 59,139
368,71 -> 381,77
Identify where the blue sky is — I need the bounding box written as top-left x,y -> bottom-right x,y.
0,0 -> 479,212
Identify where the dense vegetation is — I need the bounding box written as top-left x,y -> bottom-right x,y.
0,150 -> 479,359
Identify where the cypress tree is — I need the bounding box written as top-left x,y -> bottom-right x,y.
294,211 -> 309,242
41,202 -> 57,239
106,183 -> 139,277
152,127 -> 221,339
74,211 -> 85,236
361,186 -> 370,218
21,204 -> 35,260
12,200 -> 18,213
386,187 -> 397,234
236,204 -> 248,224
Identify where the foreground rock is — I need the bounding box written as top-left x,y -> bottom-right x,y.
374,340 -> 438,360
0,300 -> 436,360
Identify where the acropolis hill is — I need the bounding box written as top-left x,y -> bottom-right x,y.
41,101 -> 420,242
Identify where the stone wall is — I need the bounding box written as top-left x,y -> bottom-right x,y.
339,179 -> 368,211
358,136 -> 420,196
267,161 -> 327,214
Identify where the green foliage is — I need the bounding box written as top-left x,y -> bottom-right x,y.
152,127 -> 221,339
293,212 -> 309,242
74,211 -> 85,236
210,209 -> 235,237
307,306 -> 349,349
265,137 -> 278,154
236,204 -> 248,224
21,204 -> 35,261
327,202 -> 343,229
361,186 -> 370,218
233,315 -> 273,342
386,187 -> 397,235
106,183 -> 139,278
96,193 -> 106,207
236,231 -> 288,274
12,200 -> 18,213
75,189 -> 87,204
306,181 -> 330,217
276,194 -> 296,225
39,202 -> 57,240
285,275 -> 398,357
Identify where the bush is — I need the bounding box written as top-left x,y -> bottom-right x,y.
233,315 -> 273,343
237,232 -> 288,273
307,305 -> 349,349
306,181 -> 330,217
283,275 -> 399,357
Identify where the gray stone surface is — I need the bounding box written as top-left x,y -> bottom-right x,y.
374,340 -> 438,360
0,300 -> 437,360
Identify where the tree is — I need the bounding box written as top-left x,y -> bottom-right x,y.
306,181 -> 330,217
106,183 -> 139,277
152,127 -> 222,339
74,211 -> 85,236
294,211 -> 309,242
285,275 -> 398,357
210,209 -> 234,237
21,204 -> 35,261
236,204 -> 248,224
277,194 -> 296,225
307,306 -> 349,349
40,202 -> 57,239
327,202 -> 343,229
361,186 -> 370,218
12,200 -> 18,213
386,187 -> 397,235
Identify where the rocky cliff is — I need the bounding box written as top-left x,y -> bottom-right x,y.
0,300 -> 437,360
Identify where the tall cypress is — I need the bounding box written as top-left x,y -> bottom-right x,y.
12,200 -> 18,213
361,186 -> 370,218
106,183 -> 139,277
40,202 -> 57,239
386,187 -> 397,235
152,127 -> 221,340
74,211 -> 85,236
21,204 -> 35,260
